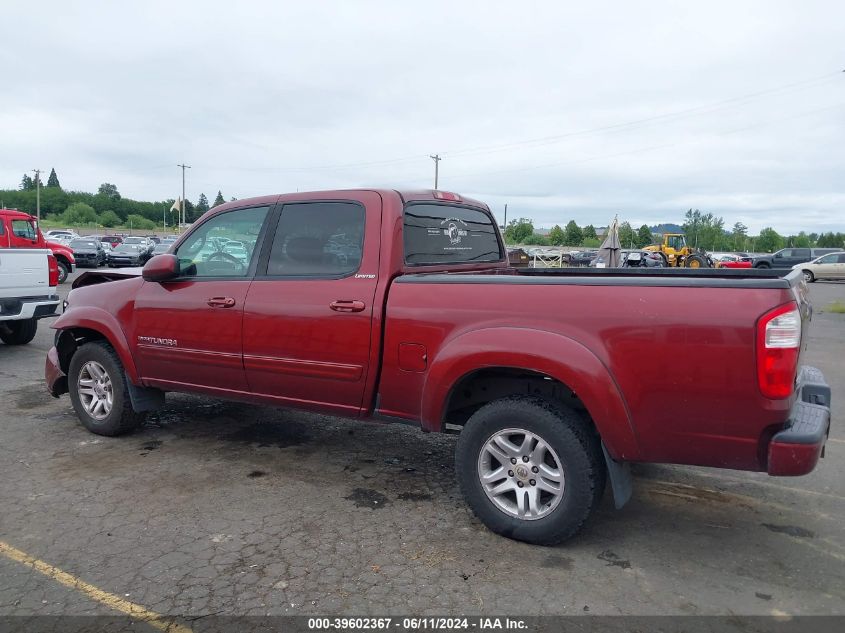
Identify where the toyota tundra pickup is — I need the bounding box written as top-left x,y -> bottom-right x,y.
45,189 -> 832,545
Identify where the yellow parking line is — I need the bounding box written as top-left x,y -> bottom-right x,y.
0,540 -> 192,633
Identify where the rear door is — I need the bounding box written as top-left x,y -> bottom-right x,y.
241,194 -> 381,416
133,205 -> 271,393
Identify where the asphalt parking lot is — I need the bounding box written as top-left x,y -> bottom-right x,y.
1,272 -> 843,620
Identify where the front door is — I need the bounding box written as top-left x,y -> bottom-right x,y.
242,194 -> 381,416
133,205 -> 271,394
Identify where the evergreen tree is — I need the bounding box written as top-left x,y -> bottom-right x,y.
563,220 -> 583,246
213,191 -> 225,207
47,168 -> 61,188
196,193 -> 209,215
20,174 -> 34,191
636,224 -> 653,248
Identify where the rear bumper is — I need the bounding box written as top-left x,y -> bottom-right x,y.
46,346 -> 68,398
0,297 -> 60,321
767,366 -> 831,476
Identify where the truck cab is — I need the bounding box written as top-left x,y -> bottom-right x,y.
0,209 -> 76,282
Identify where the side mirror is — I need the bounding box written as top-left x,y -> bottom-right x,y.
142,254 -> 180,282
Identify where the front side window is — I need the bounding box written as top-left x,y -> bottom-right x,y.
265,202 -> 364,276
175,206 -> 269,277
404,204 -> 502,265
667,235 -> 686,250
816,253 -> 839,264
12,220 -> 36,240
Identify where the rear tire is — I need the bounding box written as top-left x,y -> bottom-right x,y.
0,318 -> 38,345
68,341 -> 145,436
455,396 -> 605,545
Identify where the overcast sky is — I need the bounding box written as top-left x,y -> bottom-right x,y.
1,0 -> 843,233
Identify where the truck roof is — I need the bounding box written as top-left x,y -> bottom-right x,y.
208,189 -> 490,217
0,208 -> 35,219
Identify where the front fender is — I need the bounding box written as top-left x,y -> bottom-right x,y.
421,327 -> 642,461
52,306 -> 139,383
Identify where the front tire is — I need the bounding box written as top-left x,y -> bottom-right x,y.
455,396 -> 605,545
0,318 -> 38,345
802,270 -> 815,283
56,260 -> 69,284
68,341 -> 145,436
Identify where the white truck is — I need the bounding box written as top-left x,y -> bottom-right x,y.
0,249 -> 60,345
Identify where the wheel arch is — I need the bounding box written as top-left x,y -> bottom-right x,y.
421,327 -> 642,460
53,308 -> 140,384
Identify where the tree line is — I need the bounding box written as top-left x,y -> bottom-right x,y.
5,169 -> 233,230
504,209 -> 844,252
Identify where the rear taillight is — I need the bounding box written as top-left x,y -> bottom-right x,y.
756,304 -> 801,399
48,254 -> 59,287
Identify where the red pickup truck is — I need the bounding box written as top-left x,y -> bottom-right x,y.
45,189 -> 831,544
0,208 -> 76,283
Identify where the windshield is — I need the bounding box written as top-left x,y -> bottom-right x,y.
70,240 -> 97,249
123,237 -> 144,244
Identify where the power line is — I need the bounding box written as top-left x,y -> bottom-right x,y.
199,69 -> 843,174
445,101 -> 845,182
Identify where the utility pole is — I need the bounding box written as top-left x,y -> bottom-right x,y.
32,169 -> 42,223
429,154 -> 441,189
503,203 -> 508,230
177,163 -> 191,228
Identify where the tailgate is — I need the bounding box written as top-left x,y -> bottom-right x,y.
0,249 -> 52,298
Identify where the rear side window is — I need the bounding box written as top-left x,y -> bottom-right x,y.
265,202 -> 365,276
403,204 -> 502,265
794,248 -> 811,259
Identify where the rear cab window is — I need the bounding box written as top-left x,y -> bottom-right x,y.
403,203 -> 503,265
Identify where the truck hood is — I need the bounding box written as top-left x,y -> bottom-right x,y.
72,267 -> 143,289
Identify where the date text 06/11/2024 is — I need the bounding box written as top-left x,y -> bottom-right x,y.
307,617 -> 528,630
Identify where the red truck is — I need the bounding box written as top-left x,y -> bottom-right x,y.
45,189 -> 832,545
0,208 -> 76,283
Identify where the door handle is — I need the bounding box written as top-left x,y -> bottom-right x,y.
207,297 -> 236,308
330,300 -> 366,313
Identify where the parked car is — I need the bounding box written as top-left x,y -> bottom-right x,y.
0,248 -> 59,345
753,247 -> 843,269
100,235 -> 123,248
107,244 -> 146,267
44,229 -> 80,242
48,189 -> 831,546
69,238 -> 107,267
793,252 -> 845,282
151,242 -> 172,256
0,208 -> 76,283
120,236 -> 155,262
507,247 -> 530,267
590,249 -> 665,268
570,250 -> 598,266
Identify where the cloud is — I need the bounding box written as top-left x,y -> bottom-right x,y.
1,0 -> 843,234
